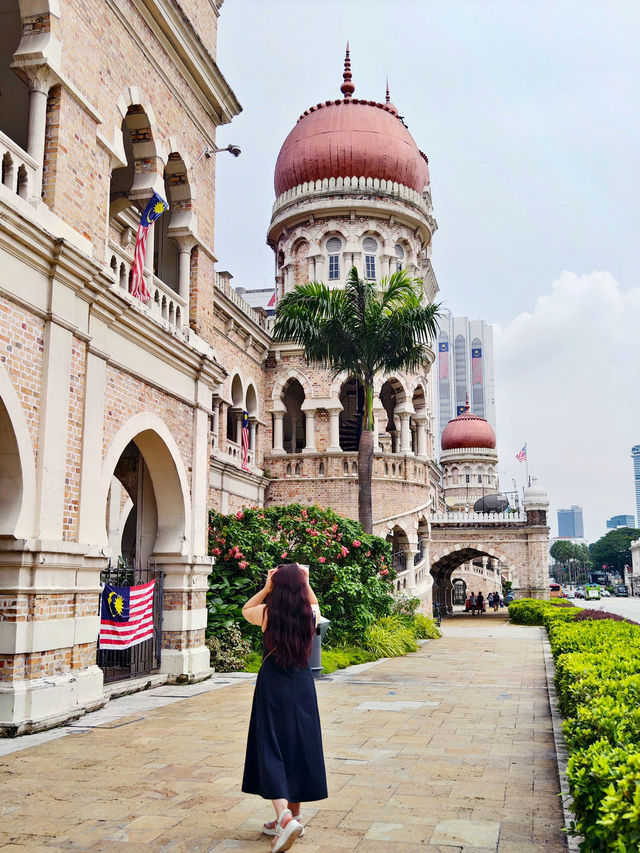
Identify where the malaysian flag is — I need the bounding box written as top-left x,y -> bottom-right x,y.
241,410 -> 250,471
130,193 -> 169,302
99,579 -> 155,650
516,444 -> 527,462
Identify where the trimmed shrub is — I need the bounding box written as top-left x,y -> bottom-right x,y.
542,611 -> 640,847
572,609 -> 638,625
508,598 -> 576,626
321,645 -> 376,674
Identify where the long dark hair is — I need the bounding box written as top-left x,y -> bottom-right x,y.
264,564 -> 314,668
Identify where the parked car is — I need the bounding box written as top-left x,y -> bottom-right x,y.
615,585 -> 629,597
564,590 -> 575,599
601,589 -> 611,597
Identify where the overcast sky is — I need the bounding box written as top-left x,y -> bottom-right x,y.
213,0 -> 640,543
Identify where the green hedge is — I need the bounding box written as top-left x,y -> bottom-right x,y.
512,599 -> 640,850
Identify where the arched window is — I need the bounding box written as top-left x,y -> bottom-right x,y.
394,243 -> 405,272
327,236 -> 342,280
363,237 -> 377,280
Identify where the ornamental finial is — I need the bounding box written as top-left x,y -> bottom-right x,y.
340,42 -> 355,99
386,78 -> 390,103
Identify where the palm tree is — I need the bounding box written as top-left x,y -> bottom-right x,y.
272,267 -> 441,533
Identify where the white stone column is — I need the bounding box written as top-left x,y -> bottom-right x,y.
78,349 -> 107,545
211,399 -> 220,450
272,411 -> 285,455
415,417 -> 427,458
36,319 -> 73,540
289,414 -> 298,453
249,419 -> 257,451
174,236 -> 197,313
327,407 -> 342,453
302,410 -> 316,453
25,66 -> 53,198
191,378 -> 211,555
399,412 -> 412,454
234,409 -> 243,445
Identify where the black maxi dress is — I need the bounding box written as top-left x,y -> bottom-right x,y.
242,633 -> 328,803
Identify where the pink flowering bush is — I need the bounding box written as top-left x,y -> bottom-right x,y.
207,503 -> 394,643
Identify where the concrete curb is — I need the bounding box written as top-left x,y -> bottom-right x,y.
541,632 -> 583,852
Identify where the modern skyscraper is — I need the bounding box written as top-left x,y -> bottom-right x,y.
558,506 -> 584,539
435,317 -> 496,446
633,445 -> 640,527
606,514 -> 636,530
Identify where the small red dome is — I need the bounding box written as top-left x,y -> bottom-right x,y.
274,100 -> 430,197
441,409 -> 496,451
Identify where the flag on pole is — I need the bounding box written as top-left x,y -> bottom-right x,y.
99,579 -> 155,650
130,192 -> 169,303
516,444 -> 527,462
241,410 -> 250,471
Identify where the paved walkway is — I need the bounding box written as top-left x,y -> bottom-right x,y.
0,611 -> 566,851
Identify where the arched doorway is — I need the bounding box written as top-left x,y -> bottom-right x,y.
452,578 -> 467,606
282,378 -> 306,453
380,378 -> 404,453
100,423 -> 189,683
339,377 -> 363,451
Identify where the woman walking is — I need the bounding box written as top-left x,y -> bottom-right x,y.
242,564 -> 328,851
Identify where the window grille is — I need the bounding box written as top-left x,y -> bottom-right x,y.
365,255 -> 376,279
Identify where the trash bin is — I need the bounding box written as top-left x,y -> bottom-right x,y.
309,616 -> 330,679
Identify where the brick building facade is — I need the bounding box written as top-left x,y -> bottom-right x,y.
0,2 -> 548,735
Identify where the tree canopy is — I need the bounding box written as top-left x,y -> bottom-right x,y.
589,527 -> 640,574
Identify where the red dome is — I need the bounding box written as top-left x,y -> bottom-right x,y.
274,100 -> 430,197
441,409 -> 496,451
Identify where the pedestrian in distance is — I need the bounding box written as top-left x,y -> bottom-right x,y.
477,592 -> 484,615
241,563 -> 328,852
493,591 -> 500,612
488,592 -> 494,609
469,592 -> 477,615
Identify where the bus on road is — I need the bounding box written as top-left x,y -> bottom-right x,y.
549,582 -> 562,598
585,583 -> 601,600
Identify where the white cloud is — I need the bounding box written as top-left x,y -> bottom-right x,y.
494,271 -> 640,542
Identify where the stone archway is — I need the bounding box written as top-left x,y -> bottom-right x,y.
0,368 -> 36,539
101,415 -> 191,557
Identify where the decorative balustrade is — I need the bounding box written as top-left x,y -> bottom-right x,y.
265,450 -> 431,483
107,242 -> 187,334
431,510 -> 526,524
213,271 -> 268,329
0,130 -> 37,201
272,176 -> 432,219
220,439 -> 255,470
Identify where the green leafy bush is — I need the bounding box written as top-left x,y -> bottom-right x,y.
508,597 -> 576,626
363,615 -> 419,657
207,504 -> 394,646
542,612 -> 640,848
413,612 -> 441,639
321,645 -> 376,674
205,622 -> 251,672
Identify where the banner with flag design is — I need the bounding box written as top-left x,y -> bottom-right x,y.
241,410 -> 250,472
99,579 -> 155,650
129,192 -> 169,303
516,444 -> 527,462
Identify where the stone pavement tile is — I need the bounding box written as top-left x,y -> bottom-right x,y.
430,818 -> 500,847
363,820 -> 434,843
353,841 -> 438,852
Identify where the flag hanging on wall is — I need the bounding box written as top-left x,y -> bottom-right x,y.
241,410 -> 250,472
516,444 -> 527,462
99,579 -> 155,650
130,192 -> 169,303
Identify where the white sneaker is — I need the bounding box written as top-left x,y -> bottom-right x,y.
263,815 -> 304,837
271,810 -> 303,852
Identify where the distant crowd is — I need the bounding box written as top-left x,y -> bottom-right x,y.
464,591 -> 502,615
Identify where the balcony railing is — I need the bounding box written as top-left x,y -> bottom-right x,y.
0,130 -> 37,201
213,271 -> 268,329
107,242 -> 187,334
431,510 -> 526,524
